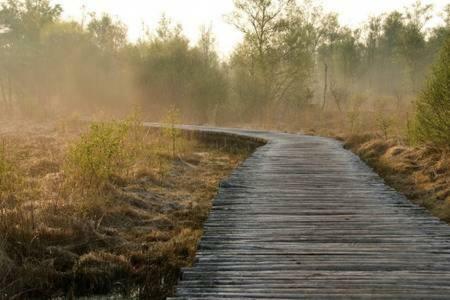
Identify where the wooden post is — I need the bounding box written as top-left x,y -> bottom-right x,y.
322,63 -> 328,111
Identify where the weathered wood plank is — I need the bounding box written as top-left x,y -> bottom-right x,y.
150,125 -> 450,299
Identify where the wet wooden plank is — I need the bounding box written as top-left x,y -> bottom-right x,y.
149,125 -> 450,299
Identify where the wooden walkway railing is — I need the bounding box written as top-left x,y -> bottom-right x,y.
164,126 -> 450,299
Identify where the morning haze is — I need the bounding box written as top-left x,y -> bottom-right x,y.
1,0 -> 449,299
52,0 -> 449,56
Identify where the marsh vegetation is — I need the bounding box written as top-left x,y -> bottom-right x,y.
0,117 -> 255,299
0,0 -> 449,298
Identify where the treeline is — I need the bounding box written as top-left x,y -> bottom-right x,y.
0,0 -> 226,121
0,0 -> 449,135
130,18 -> 227,123
0,0 -> 132,115
227,0 -> 449,127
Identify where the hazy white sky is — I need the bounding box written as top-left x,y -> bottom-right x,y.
51,0 -> 449,56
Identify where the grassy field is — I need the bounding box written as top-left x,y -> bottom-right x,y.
0,112 -> 448,299
0,118 -> 255,299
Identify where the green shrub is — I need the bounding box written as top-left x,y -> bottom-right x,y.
415,38 -> 450,146
65,121 -> 131,188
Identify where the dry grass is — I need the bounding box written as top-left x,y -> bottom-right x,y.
0,119 -> 254,299
344,134 -> 450,222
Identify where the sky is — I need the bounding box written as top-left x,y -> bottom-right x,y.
51,0 -> 449,57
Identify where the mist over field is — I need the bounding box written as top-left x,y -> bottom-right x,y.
0,0 -> 449,299
0,0 -> 448,132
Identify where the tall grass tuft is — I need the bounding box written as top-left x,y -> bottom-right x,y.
162,106 -> 181,158
0,140 -> 22,201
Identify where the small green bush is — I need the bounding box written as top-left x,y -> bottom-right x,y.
65,121 -> 131,188
415,38 -> 450,146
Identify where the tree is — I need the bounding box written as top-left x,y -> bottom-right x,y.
318,25 -> 363,111
197,25 -> 217,65
0,1 -> 133,115
401,1 -> 432,91
132,17 -> 227,123
87,14 -> 127,53
381,11 -> 404,57
190,26 -> 228,123
228,0 -> 316,123
228,0 -> 293,65
132,17 -> 191,113
0,0 -> 62,113
227,0 -> 293,111
427,5 -> 450,64
364,16 -> 382,89
415,38 -> 450,146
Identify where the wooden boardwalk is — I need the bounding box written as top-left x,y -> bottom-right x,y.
169,126 -> 450,299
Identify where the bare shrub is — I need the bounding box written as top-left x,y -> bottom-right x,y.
373,97 -> 394,139
330,82 -> 349,112
346,94 -> 367,134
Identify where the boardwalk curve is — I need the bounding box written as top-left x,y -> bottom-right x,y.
167,126 -> 450,299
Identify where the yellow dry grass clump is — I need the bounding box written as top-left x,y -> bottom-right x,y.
345,134 -> 450,221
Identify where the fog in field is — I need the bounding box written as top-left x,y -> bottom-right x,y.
1,1 -> 450,298
0,0 -> 449,133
